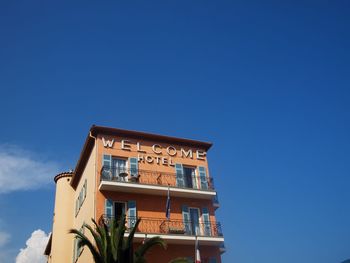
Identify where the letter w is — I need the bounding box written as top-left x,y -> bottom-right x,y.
102,138 -> 115,148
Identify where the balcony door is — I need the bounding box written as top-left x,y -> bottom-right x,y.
112,158 -> 127,181
189,208 -> 200,235
114,202 -> 126,223
183,167 -> 197,188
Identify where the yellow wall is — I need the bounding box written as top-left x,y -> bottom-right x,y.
74,143 -> 97,263
50,174 -> 74,263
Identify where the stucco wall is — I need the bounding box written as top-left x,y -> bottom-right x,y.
50,175 -> 74,263
75,143 -> 96,263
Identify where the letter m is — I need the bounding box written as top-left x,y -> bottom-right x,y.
102,137 -> 115,148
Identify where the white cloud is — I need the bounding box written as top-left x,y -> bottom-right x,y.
0,145 -> 61,193
16,229 -> 50,263
0,231 -> 10,247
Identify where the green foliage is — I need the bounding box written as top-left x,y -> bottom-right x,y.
69,215 -> 191,263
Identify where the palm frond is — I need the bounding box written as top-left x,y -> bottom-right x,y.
126,218 -> 140,250
83,222 -> 105,260
69,228 -> 102,263
91,218 -> 108,260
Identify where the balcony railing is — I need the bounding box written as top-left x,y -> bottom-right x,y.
100,166 -> 215,191
212,194 -> 220,208
99,215 -> 223,238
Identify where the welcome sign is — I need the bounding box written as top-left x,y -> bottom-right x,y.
102,137 -> 207,166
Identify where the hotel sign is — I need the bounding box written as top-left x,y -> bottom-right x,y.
102,137 -> 206,166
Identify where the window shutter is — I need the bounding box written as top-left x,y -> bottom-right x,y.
129,157 -> 138,178
102,154 -> 112,179
202,207 -> 211,236
75,199 -> 79,216
78,225 -> 84,256
84,179 -> 87,199
175,164 -> 185,187
105,199 -> 113,218
198,166 -> 208,190
128,200 -> 137,228
182,205 -> 190,234
73,238 -> 77,263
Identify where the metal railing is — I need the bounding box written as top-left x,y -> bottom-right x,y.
100,166 -> 215,191
212,194 -> 220,207
98,215 -> 223,237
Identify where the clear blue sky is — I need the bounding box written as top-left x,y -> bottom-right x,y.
0,1 -> 349,262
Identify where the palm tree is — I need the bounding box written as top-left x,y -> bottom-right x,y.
69,215 -> 190,263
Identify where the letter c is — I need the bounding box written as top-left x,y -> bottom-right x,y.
152,144 -> 162,154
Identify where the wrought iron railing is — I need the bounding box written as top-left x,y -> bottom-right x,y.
212,194 -> 220,207
99,215 -> 223,237
100,166 -> 215,191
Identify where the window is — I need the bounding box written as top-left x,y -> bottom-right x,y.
105,199 -> 137,228
114,202 -> 126,222
182,206 -> 200,235
75,179 -> 87,217
73,224 -> 84,262
198,166 -> 208,190
189,207 -> 200,235
182,206 -> 212,236
183,166 -> 197,189
127,200 -> 137,228
112,158 -> 127,180
175,164 -> 209,190
202,207 -> 211,236
102,154 -> 139,181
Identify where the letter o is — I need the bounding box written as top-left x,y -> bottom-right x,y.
166,146 -> 177,156
145,155 -> 154,163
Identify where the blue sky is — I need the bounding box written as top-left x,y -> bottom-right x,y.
0,0 -> 349,262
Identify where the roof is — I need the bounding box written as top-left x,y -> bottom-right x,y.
54,171 -> 73,183
44,233 -> 52,256
70,125 -> 213,188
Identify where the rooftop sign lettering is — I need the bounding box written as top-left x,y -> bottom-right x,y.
101,137 -> 206,166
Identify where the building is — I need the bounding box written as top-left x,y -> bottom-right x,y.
45,125 -> 225,263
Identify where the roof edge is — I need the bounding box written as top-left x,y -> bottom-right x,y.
90,125 -> 213,150
54,171 -> 73,183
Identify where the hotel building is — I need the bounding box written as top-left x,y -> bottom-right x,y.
45,125 -> 225,263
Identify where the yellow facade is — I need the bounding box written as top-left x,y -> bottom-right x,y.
46,126 -> 225,263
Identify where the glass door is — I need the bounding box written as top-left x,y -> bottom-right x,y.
189,208 -> 200,235
112,158 -> 127,181
183,167 -> 197,189
114,202 -> 126,223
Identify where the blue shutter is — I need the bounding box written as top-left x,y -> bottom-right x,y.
128,200 -> 137,228
202,207 -> 211,236
78,225 -> 84,256
84,179 -> 87,199
73,238 -> 77,262
209,257 -> 217,263
102,154 -> 112,179
105,199 -> 113,218
175,164 -> 185,187
182,205 -> 191,234
129,157 -> 138,178
198,166 -> 208,190
75,199 -> 79,216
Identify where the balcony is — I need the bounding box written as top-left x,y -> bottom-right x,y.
99,215 -> 224,245
99,167 -> 216,199
212,194 -> 220,209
